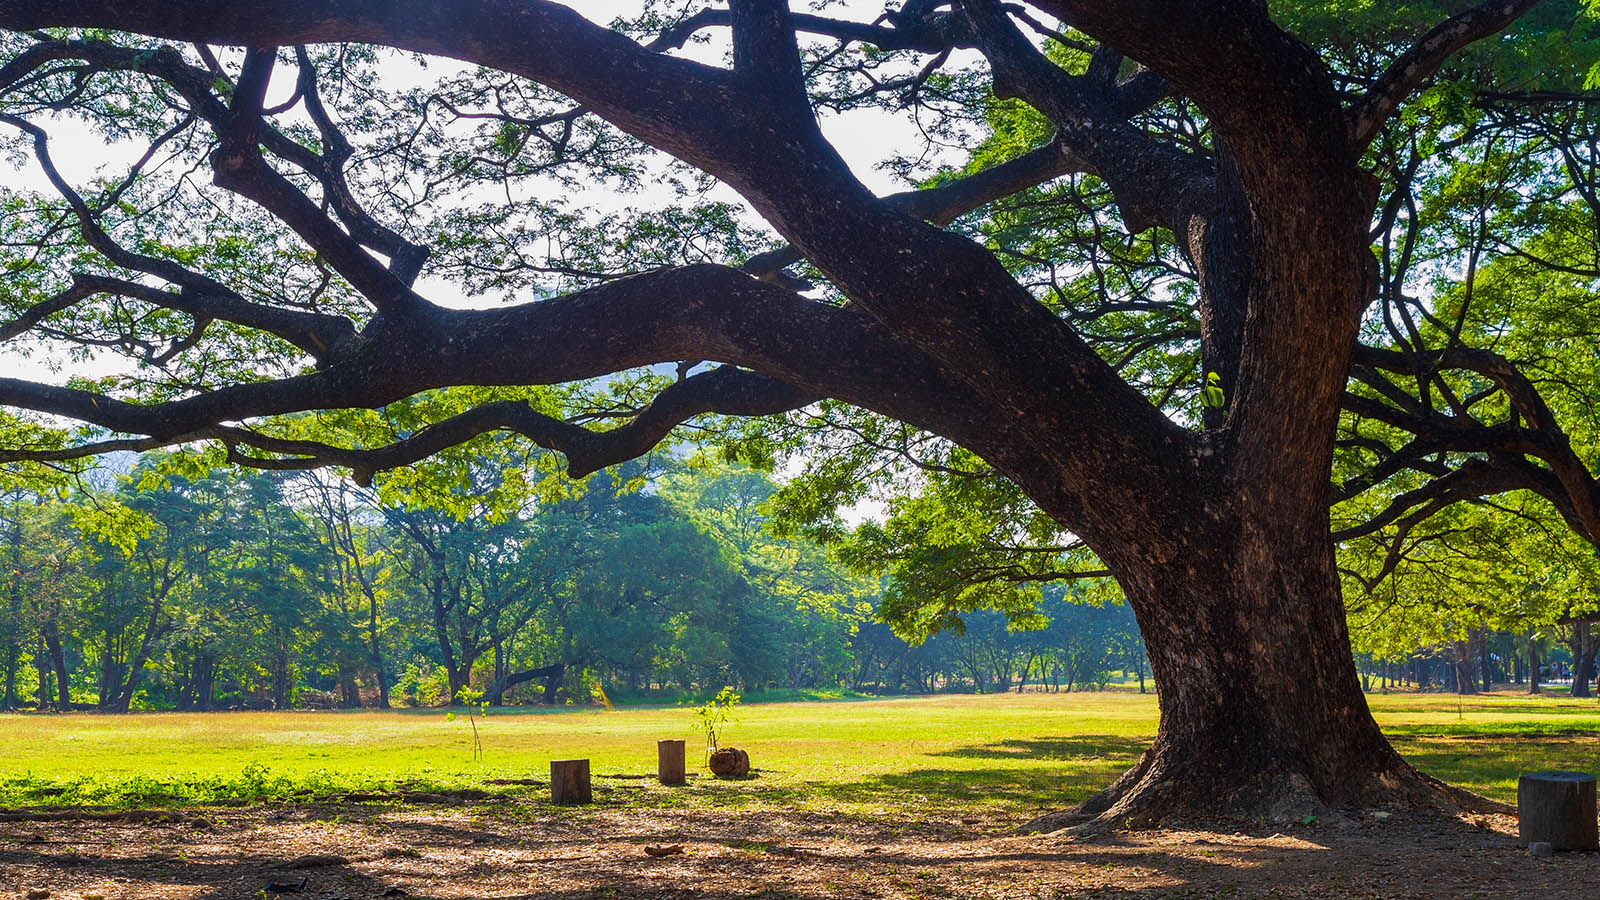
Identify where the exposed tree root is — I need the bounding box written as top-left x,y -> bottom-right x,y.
1019,740 -> 1508,835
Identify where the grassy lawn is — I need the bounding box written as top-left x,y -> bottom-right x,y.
0,690 -> 1593,812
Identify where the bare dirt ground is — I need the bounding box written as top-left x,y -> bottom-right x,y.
1,796 -> 1594,900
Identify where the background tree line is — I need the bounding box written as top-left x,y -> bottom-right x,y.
0,453 -> 1147,711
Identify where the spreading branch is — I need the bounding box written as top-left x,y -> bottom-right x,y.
1350,0 -> 1543,148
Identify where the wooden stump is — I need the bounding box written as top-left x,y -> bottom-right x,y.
1518,771 -> 1598,850
657,739 -> 686,785
550,758 -> 592,805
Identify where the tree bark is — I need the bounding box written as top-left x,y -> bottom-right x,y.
195,653 -> 215,711
550,758 -> 592,805
1518,772 -> 1599,850
178,649 -> 217,712
1027,510 -> 1478,830
372,654 -> 391,709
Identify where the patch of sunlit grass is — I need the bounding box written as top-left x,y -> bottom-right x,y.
0,689 -> 1590,810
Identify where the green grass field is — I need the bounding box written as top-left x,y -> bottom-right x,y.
0,690 -> 1594,813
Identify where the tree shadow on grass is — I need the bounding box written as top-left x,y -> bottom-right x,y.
671,734 -> 1148,820
929,734 -> 1151,761
1385,728 -> 1600,803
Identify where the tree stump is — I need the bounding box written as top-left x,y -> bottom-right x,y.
1518,771 -> 1598,850
657,739 -> 686,785
550,758 -> 592,805
708,747 -> 750,778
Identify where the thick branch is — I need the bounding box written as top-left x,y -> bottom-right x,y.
0,274 -> 354,362
0,115 -> 356,360
648,5 -> 977,55
1031,0 -> 1342,141
1349,0 -> 1542,148
0,0 -> 761,174
209,48 -> 430,321
729,0 -> 808,109
220,365 -> 812,483
1343,344 -> 1600,545
0,0 -> 1200,544
742,137 -> 1085,280
961,0 -> 1211,234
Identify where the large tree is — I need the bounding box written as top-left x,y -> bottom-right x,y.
0,0 -> 1596,826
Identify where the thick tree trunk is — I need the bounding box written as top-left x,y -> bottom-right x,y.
446,661 -> 474,704
1573,646 -> 1596,699
182,650 -> 217,712
98,651 -> 123,711
196,655 -> 215,711
1027,520 -> 1478,831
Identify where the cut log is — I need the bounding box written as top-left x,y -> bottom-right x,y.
550,759 -> 592,805
657,739 -> 686,785
1518,771 -> 1598,850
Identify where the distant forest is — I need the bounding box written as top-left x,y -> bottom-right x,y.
0,457 -> 1146,711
